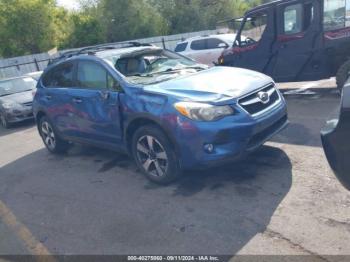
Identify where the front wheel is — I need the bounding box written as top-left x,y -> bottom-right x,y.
39,116 -> 70,154
132,125 -> 181,184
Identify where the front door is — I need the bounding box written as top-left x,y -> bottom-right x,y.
272,0 -> 323,82
71,60 -> 123,145
231,7 -> 276,73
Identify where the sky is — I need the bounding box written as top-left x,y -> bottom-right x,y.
56,0 -> 80,10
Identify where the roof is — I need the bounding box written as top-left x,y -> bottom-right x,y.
49,42 -> 160,66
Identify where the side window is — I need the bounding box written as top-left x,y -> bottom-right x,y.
284,4 -> 303,34
43,62 -> 74,88
190,39 -> 206,50
175,42 -> 188,52
240,13 -> 268,44
107,74 -> 122,92
324,0 -> 347,31
207,38 -> 227,49
77,61 -> 108,90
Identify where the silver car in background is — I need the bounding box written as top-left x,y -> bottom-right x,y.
0,76 -> 37,128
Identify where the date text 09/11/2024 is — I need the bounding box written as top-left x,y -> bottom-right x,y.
127,256 -> 220,261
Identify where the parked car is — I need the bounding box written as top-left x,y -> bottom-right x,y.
218,0 -> 350,90
321,78 -> 350,190
26,71 -> 43,81
175,34 -> 240,66
0,76 -> 37,128
33,43 -> 288,184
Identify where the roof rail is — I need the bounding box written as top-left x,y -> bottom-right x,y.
48,42 -> 153,66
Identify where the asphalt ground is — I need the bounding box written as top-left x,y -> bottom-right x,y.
0,78 -> 349,259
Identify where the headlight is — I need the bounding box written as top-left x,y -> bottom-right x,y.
2,102 -> 16,109
174,102 -> 234,121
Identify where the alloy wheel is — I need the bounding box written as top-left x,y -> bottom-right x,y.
41,121 -> 56,150
136,135 -> 168,177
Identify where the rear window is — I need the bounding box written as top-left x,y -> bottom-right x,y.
190,39 -> 206,50
43,62 -> 74,88
175,42 -> 188,52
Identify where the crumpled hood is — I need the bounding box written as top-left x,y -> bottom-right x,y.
143,67 -> 273,104
0,90 -> 33,105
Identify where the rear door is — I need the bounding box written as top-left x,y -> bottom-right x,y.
71,60 -> 123,145
41,61 -> 76,137
272,0 -> 323,82
185,39 -> 209,64
206,38 -> 230,65
186,38 -> 230,66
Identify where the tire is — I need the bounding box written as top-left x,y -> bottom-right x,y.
131,125 -> 181,184
39,116 -> 70,154
336,60 -> 350,90
0,114 -> 10,129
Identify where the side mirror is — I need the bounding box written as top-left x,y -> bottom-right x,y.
218,43 -> 229,49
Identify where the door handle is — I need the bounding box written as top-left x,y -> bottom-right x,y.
72,98 -> 83,104
45,95 -> 52,100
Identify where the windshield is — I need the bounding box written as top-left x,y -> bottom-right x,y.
103,49 -> 207,85
0,77 -> 37,97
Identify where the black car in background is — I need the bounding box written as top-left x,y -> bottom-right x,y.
321,78 -> 350,190
0,76 -> 37,128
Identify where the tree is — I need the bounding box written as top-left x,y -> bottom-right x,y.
62,12 -> 104,48
0,0 -> 265,57
0,0 -> 66,57
148,0 -> 260,34
97,0 -> 168,43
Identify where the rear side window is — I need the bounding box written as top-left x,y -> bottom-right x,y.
324,0 -> 348,31
207,38 -> 227,49
43,62 -> 74,88
190,39 -> 206,50
175,42 -> 188,52
284,4 -> 303,34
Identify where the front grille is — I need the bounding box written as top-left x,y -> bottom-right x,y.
22,101 -> 33,107
247,115 -> 288,150
238,83 -> 280,116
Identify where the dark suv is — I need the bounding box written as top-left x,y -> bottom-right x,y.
33,43 -> 288,184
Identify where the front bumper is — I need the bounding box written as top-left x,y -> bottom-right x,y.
175,100 -> 288,169
3,107 -> 34,123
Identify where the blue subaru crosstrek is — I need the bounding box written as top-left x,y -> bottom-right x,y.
33,43 -> 288,184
